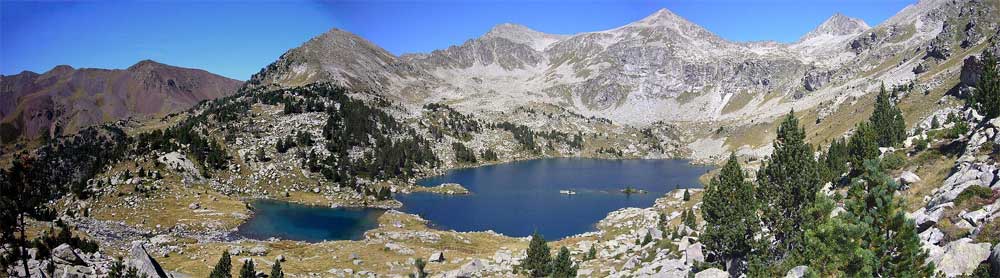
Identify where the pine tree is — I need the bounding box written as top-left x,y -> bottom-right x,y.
684,208 -> 697,228
238,259 -> 255,278
550,246 -> 577,278
971,52 -> 1000,120
642,232 -> 653,246
209,251 -> 232,278
682,188 -> 691,201
586,244 -> 597,260
412,258 -> 427,278
270,261 -> 284,278
844,161 -> 935,277
848,123 -> 879,172
756,111 -> 821,257
822,138 -> 849,182
702,153 -> 759,275
522,231 -> 551,277
870,84 -> 907,147
930,116 -> 940,129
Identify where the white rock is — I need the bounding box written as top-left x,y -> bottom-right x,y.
695,268 -> 728,278
929,238 -> 992,277
785,265 -> 809,278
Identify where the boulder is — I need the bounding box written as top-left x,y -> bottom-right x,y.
991,244 -> 1000,278
899,171 -> 922,185
51,244 -> 84,265
248,245 -> 268,256
685,243 -> 705,266
276,255 -> 285,262
444,259 -> 483,278
929,238 -> 992,277
785,265 -> 809,278
429,251 -> 445,263
695,268 -> 728,278
129,243 -> 168,278
188,202 -> 200,210
919,227 -> 944,245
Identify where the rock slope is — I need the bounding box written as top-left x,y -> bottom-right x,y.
0,60 -> 242,143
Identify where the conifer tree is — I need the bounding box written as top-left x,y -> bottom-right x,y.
822,138 -> 849,182
586,244 -> 597,261
848,123 -> 879,172
844,161 -> 934,277
209,251 -> 232,278
550,246 -> 577,278
239,259 -> 255,278
411,258 -> 427,278
270,261 -> 284,278
702,153 -> 759,274
681,208 -> 697,228
522,231 -> 551,277
870,84 -> 907,147
971,52 -> 1000,120
642,232 -> 653,245
682,188 -> 690,201
756,111 -> 821,257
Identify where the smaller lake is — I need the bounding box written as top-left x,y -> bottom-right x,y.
236,158 -> 712,242
236,199 -> 383,242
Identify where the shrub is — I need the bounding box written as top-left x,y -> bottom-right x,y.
954,185 -> 995,207
881,152 -> 906,170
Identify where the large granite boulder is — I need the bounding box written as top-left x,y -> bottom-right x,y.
694,268 -> 728,278
52,244 -> 84,265
929,238 -> 991,277
785,265 -> 809,278
129,243 -> 168,278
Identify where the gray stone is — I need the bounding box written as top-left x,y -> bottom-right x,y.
785,265 -> 809,278
899,171 -> 921,184
991,244 -> 1000,278
685,243 -> 704,266
276,254 -> 285,262
188,202 -> 200,210
444,259 -> 483,278
248,245 -> 268,256
129,243 -> 168,278
919,227 -> 944,245
929,238 -> 992,277
694,268 -> 728,278
429,251 -> 445,263
52,244 -> 84,265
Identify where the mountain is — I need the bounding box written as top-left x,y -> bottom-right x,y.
245,0 -> 999,159
0,60 -> 242,143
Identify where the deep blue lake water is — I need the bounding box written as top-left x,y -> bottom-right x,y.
237,158 -> 712,242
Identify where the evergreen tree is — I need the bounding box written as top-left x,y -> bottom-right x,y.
684,208 -> 697,228
411,258 -> 428,278
844,161 -> 935,277
971,52 -> 1000,120
209,251 -> 232,278
642,232 -> 653,246
930,116 -> 940,129
522,231 -> 551,277
702,154 -> 759,275
793,194 -> 875,277
239,259 -> 255,278
586,244 -> 597,261
848,123 -> 879,172
682,188 -> 691,201
822,138 -> 849,182
870,84 -> 907,147
756,111 -> 821,258
550,246 -> 577,278
269,261 -> 283,278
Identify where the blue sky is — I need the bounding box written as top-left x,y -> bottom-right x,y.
1,0 -> 914,80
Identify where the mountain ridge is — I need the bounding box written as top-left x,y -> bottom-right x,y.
0,60 -> 242,143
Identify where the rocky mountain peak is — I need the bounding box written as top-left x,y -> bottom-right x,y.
483,23 -> 565,51
800,12 -> 870,41
126,59 -> 169,72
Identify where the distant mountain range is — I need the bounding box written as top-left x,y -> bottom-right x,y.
0,60 -> 241,143
244,0 -> 998,131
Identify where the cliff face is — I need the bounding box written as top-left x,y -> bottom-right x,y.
0,60 -> 242,142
